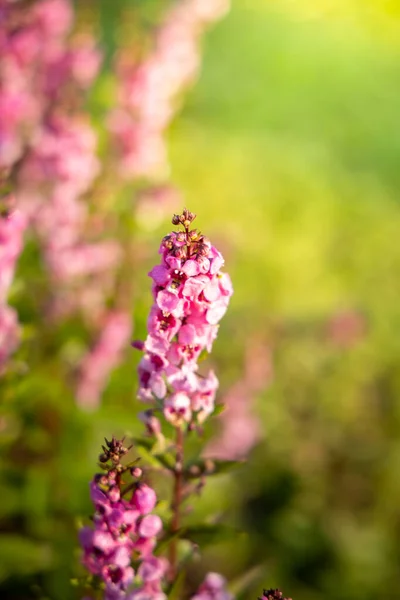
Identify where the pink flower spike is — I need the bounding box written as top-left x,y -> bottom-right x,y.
134,210 -> 232,427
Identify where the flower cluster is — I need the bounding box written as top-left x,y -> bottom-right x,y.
3,0 -> 120,324
1,0 -> 131,397
108,0 -> 230,180
0,204 -> 26,369
134,209 -> 233,426
191,573 -> 233,600
1,0 -> 100,172
79,437 -> 167,600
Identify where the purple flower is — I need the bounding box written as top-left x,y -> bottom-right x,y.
80,468 -> 164,597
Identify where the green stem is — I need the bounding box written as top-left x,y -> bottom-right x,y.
168,426 -> 184,582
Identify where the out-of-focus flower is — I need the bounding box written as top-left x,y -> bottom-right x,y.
108,0 -> 230,180
80,439 -> 167,600
0,0 -> 127,390
327,309 -> 366,347
76,312 -> 132,410
191,572 -> 233,600
0,208 -> 27,368
205,340 -> 273,460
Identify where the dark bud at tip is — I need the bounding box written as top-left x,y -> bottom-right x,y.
183,208 -> 196,223
260,589 -> 292,600
173,208 -> 197,230
99,453 -> 109,463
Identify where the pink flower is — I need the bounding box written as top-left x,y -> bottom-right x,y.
191,572 -> 233,600
138,515 -> 163,538
108,0 -> 230,180
132,484 -> 157,515
80,445 -> 166,599
76,311 -> 132,410
133,210 -> 233,426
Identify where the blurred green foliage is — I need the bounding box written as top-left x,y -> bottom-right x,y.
2,1 -> 400,599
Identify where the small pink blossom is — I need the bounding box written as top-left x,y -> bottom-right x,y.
132,484 -> 157,515
138,515 -> 163,539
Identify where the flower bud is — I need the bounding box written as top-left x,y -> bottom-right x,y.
259,590 -> 292,600
131,467 -> 143,478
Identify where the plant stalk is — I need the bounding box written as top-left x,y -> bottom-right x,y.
168,425 -> 184,581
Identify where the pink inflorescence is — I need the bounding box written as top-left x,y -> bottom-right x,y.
79,437 -> 167,600
133,209 -> 233,427
191,572 -> 233,600
0,205 -> 27,369
108,0 -> 230,180
1,0 -> 131,393
76,311 -> 132,411
205,339 -> 273,460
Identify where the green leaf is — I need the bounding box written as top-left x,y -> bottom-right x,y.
183,458 -> 244,479
198,349 -> 209,362
132,436 -> 175,471
131,436 -> 154,451
0,535 -> 52,581
211,403 -> 226,416
167,568 -> 186,600
182,523 -> 243,547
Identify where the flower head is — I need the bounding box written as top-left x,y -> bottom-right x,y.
79,438 -> 166,599
133,210 -> 232,427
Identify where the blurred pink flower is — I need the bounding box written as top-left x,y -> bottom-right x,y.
109,0 -> 230,180
0,209 -> 27,368
191,572 -> 233,600
76,312 -> 132,410
327,310 -> 366,347
205,340 -> 273,460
